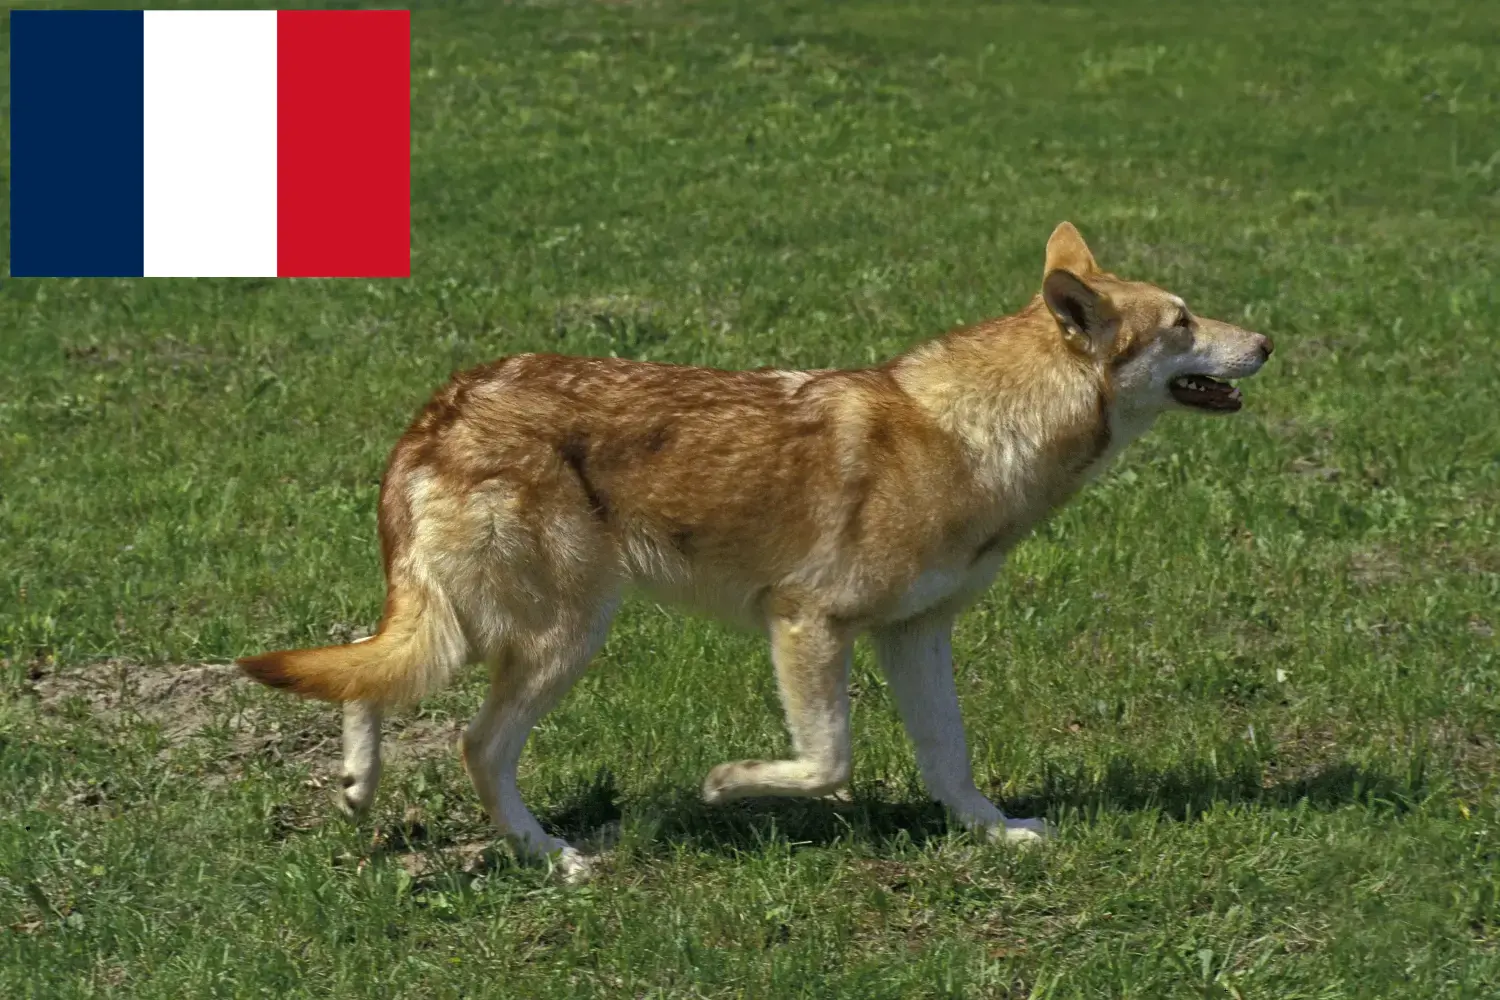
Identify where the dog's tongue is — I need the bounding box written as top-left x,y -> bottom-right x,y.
1170,375 -> 1242,411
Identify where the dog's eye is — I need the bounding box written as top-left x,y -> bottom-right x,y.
1172,310 -> 1192,329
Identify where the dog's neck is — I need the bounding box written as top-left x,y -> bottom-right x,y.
891,299 -> 1150,506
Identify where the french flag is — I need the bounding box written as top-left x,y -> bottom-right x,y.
10,9 -> 410,278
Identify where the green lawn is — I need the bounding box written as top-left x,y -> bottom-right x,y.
3,0 -> 1498,995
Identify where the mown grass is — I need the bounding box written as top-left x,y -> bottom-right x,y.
2,0 -> 1498,996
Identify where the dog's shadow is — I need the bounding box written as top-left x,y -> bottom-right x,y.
542,755 -> 1425,854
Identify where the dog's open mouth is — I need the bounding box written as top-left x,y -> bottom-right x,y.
1169,374 -> 1242,412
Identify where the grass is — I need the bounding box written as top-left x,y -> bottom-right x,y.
2,0 -> 1498,995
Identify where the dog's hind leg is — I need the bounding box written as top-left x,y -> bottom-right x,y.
460,597 -> 619,881
702,612 -> 854,803
339,700 -> 383,816
340,701 -> 384,815
872,614 -> 1049,844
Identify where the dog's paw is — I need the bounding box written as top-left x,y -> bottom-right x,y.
701,762 -> 743,805
553,845 -> 598,885
338,773 -> 376,818
989,816 -> 1053,846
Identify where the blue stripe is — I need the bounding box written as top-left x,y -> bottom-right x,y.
10,11 -> 145,278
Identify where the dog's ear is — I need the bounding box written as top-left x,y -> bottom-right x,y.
1043,268 -> 1119,356
1044,221 -> 1099,277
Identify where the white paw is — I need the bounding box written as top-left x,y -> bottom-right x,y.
990,817 -> 1052,846
701,762 -> 739,805
338,777 -> 375,817
553,845 -> 597,885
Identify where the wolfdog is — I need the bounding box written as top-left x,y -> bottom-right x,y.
240,223 -> 1273,877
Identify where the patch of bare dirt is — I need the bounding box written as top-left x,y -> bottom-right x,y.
392,840 -> 502,879
1259,720 -> 1343,788
30,661 -> 247,743
372,816 -> 620,883
387,713 -> 466,761
1423,720 -> 1500,795
1437,540 -> 1500,578
1288,455 -> 1342,481
24,660 -> 465,767
1341,541 -> 1496,594
1347,546 -> 1404,588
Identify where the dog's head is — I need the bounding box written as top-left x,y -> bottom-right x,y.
1039,222 -> 1272,416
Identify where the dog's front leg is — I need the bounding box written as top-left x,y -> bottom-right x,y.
872,614 -> 1048,844
702,612 -> 854,803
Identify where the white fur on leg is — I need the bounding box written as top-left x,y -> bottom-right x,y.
701,617 -> 853,804
462,600 -> 618,882
464,693 -> 585,871
873,614 -> 1051,846
340,700 -> 383,816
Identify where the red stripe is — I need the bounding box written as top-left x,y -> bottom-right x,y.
277,10 -> 409,278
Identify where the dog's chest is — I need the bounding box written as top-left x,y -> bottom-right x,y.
881,549 -> 1006,624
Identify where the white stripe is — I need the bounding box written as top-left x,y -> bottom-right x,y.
143,11 -> 277,277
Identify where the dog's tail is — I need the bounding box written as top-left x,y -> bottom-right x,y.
237,583 -> 466,706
